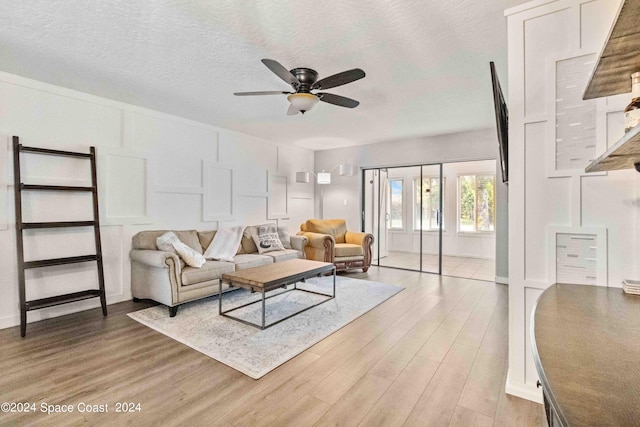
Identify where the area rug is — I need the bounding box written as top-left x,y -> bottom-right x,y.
128,276 -> 403,379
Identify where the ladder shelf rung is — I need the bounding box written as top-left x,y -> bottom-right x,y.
26,290 -> 101,311
24,255 -> 98,269
22,221 -> 96,229
21,184 -> 94,192
19,145 -> 93,159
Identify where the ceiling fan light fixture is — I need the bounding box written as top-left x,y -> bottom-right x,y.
287,93 -> 319,114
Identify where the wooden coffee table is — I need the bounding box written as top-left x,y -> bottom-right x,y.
219,259 -> 336,329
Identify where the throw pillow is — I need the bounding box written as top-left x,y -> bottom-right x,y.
258,223 -> 277,235
252,233 -> 285,254
277,226 -> 292,249
204,226 -> 245,262
172,241 -> 206,268
156,231 -> 180,254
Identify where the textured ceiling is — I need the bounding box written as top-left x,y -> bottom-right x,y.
0,0 -> 530,150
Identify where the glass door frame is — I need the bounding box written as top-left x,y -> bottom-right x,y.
361,162 -> 444,275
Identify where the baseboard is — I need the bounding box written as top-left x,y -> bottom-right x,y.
505,369 -> 543,404
0,293 -> 130,330
495,275 -> 509,285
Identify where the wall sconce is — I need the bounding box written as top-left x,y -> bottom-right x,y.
295,171 -> 311,183
338,163 -> 354,176
316,172 -> 331,185
295,163 -> 355,219
295,163 -> 355,185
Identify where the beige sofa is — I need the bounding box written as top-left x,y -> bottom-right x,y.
130,226 -> 307,316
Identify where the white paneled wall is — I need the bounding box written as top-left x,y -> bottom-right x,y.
506,0 -> 639,403
0,71 -> 314,329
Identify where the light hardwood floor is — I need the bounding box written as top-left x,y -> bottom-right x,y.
377,252 -> 496,281
0,267 -> 544,426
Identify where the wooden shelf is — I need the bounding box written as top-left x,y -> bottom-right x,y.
21,184 -> 94,192
23,255 -> 98,269
22,220 -> 96,229
20,145 -> 93,158
585,125 -> 640,172
26,290 -> 102,311
13,136 -> 107,337
583,0 -> 640,100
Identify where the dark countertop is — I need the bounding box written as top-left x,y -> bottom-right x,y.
533,284 -> 640,426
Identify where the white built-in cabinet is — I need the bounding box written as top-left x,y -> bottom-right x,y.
505,0 -> 639,403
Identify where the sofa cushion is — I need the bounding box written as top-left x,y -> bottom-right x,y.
277,226 -> 292,249
241,225 -> 259,254
181,260 -> 234,286
133,230 -> 202,253
232,254 -> 273,270
156,232 -> 180,254
304,219 -> 348,243
263,249 -> 302,262
334,243 -> 363,257
197,230 -> 215,252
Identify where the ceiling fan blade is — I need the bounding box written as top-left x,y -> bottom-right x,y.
317,93 -> 360,108
312,68 -> 365,90
261,59 -> 300,88
287,104 -> 300,115
234,91 -> 291,96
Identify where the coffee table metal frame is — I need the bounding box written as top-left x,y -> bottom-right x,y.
219,263 -> 336,330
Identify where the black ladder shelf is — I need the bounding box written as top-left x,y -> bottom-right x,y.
13,136 -> 107,337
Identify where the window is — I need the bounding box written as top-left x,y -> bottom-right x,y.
389,178 -> 404,229
413,177 -> 444,230
458,174 -> 495,232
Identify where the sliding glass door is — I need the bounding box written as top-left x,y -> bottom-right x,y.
415,164 -> 443,273
362,164 -> 443,274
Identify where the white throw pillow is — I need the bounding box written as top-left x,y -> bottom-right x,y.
204,226 -> 245,262
156,231 -> 179,254
172,241 -> 206,268
252,233 -> 285,254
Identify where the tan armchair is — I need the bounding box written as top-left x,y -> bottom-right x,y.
297,219 -> 374,272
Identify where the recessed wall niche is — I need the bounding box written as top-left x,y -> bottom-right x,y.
553,53 -> 598,173
548,226 -> 607,287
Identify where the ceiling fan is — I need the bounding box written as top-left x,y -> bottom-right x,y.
234,59 -> 365,115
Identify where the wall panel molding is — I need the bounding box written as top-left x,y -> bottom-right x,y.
98,147 -> 151,225
267,171 -> 289,220
153,185 -> 203,195
0,134 -> 9,230
289,193 -> 313,200
237,191 -> 269,198
202,160 -> 235,221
